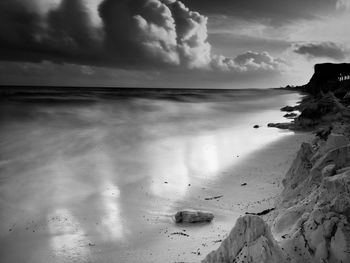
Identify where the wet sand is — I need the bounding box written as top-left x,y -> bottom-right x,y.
0,88 -> 311,263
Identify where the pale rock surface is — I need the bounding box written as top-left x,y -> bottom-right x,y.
280,142 -> 313,205
271,135 -> 350,263
202,215 -> 285,263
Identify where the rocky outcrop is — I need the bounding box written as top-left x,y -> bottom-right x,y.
304,63 -> 350,95
175,210 -> 214,223
202,215 -> 285,263
281,106 -> 297,112
271,133 -> 350,263
276,63 -> 350,130
202,133 -> 350,263
293,93 -> 348,129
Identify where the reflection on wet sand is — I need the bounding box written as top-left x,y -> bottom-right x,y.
99,180 -> 123,241
48,208 -> 90,261
147,112 -> 292,204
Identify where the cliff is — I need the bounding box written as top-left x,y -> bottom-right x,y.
304,63 -> 350,95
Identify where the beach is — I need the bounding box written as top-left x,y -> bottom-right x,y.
0,88 -> 311,263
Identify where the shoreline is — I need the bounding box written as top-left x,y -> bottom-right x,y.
202,63 -> 350,263
0,89 -> 306,263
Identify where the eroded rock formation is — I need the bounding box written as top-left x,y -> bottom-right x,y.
202,215 -> 285,263
271,134 -> 350,263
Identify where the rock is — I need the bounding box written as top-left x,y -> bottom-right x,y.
311,145 -> 350,183
311,133 -> 349,162
175,210 -> 214,223
270,139 -> 350,263
344,91 -> 350,100
336,166 -> 350,174
283,112 -> 297,119
281,106 -> 295,112
315,126 -> 333,141
321,164 -> 336,177
294,94 -> 344,128
267,123 -> 291,129
304,63 -> 350,95
246,208 -> 275,216
281,142 -> 314,201
202,215 -> 285,263
253,125 -> 260,128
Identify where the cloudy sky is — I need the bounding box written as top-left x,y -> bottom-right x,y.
0,0 -> 349,89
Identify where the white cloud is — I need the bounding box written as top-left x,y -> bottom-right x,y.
211,51 -> 287,72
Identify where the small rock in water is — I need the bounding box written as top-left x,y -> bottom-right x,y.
175,210 -> 214,223
253,125 -> 260,129
241,183 -> 247,186
284,112 -> 297,119
280,105 -> 295,112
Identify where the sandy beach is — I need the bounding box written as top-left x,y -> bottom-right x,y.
0,89 -> 312,263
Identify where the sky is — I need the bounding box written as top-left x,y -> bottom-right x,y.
0,0 -> 349,89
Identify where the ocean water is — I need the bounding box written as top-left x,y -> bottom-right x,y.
0,87 -> 300,262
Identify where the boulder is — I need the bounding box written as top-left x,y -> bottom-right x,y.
202,215 -> 285,263
175,210 -> 214,223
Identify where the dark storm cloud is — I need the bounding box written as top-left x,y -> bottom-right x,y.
293,42 -> 347,60
180,0 -> 339,25
0,0 -> 286,74
0,1 -> 42,50
0,0 -> 104,64
47,0 -> 103,52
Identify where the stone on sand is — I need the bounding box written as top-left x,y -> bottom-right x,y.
175,210 -> 214,223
